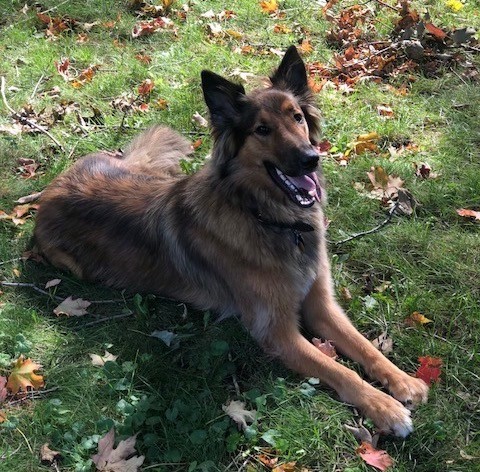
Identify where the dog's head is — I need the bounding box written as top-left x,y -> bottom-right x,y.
201,46 -> 322,208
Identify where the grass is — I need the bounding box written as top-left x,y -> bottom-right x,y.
0,0 -> 479,471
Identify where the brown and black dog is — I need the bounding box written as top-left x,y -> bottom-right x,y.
34,46 -> 428,436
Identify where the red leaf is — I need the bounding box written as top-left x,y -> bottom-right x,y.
55,58 -> 70,80
415,356 -> 442,385
356,442 -> 394,471
138,79 -> 154,96
425,23 -> 447,41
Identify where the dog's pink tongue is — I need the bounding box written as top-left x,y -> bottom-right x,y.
287,173 -> 320,201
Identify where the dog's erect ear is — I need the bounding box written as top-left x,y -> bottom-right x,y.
201,70 -> 246,132
270,46 -> 308,97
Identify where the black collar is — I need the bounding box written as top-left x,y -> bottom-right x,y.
251,208 -> 315,251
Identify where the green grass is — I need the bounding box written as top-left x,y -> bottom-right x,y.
1,0 -> 480,471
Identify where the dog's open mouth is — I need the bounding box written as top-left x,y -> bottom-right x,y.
265,162 -> 321,208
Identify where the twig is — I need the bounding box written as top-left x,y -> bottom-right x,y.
30,74 -> 45,101
228,353 -> 241,397
75,311 -> 134,329
0,281 -> 63,300
15,191 -> 43,204
7,387 -> 60,406
331,202 -> 399,246
1,76 -> 65,153
15,427 -> 34,455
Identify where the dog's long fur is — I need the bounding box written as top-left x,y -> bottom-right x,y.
34,46 -> 428,436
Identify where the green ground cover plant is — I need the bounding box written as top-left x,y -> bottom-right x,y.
0,1 -> 479,471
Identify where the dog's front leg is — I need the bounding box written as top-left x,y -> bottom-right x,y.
256,319 -> 414,437
301,250 -> 429,416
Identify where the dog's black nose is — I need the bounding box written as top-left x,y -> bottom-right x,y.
301,149 -> 320,170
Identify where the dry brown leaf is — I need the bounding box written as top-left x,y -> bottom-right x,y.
53,296 -> 91,317
45,279 -> 61,289
405,311 -> 433,326
312,338 -> 337,359
40,443 -> 62,465
260,0 -> 278,14
138,79 -> 154,96
222,400 -> 256,430
377,105 -> 394,119
0,376 -> 7,403
92,428 -> 144,472
371,331 -> 393,355
90,351 -> 118,367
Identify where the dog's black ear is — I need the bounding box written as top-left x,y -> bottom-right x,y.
201,70 -> 246,132
270,46 -> 308,97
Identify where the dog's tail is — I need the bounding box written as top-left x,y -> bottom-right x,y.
122,125 -> 193,178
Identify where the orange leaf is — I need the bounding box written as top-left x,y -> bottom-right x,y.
260,0 -> 278,14
6,356 -> 44,394
312,338 -> 337,359
405,311 -> 433,326
0,411 -> 6,423
456,209 -> 480,221
138,79 -> 155,96
356,442 -> 394,471
135,53 -> 152,64
425,23 -> 447,41
416,356 -> 442,385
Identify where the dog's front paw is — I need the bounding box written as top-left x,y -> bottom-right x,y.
361,388 -> 413,438
387,372 -> 429,409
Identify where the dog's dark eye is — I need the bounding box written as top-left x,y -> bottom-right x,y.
294,113 -> 304,123
255,125 -> 271,136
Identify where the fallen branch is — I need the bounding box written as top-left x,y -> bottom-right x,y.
0,281 -> 63,300
7,387 -> 60,406
331,202 -> 399,246
15,191 -> 43,204
76,311 -> 134,329
1,76 -> 66,153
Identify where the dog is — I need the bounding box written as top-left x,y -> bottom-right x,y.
34,46 -> 428,436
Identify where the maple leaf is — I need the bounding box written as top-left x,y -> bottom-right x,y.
348,132 -> 380,156
222,400 -> 256,430
416,356 -> 442,385
356,441 -> 394,471
138,79 -> 154,96
260,0 -> 278,14
405,311 -> 433,326
92,428 -> 144,472
456,209 -> 480,221
90,351 -> 119,367
371,332 -> 393,355
366,166 -> 404,201
312,338 -> 337,359
53,296 -> 91,317
6,356 -> 44,394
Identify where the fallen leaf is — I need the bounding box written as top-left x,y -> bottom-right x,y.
138,79 -> 154,96
192,111 -> 209,128
366,166 -> 404,201
456,209 -> 480,221
135,53 -> 152,64
371,332 -> 393,355
45,279 -> 62,289
55,57 -> 70,80
150,330 -> 177,347
356,441 -> 394,471
12,203 -> 39,218
90,351 -> 118,367
53,296 -> 91,317
299,39 -> 313,55
154,98 -> 168,110
260,0 -> 278,14
273,24 -> 291,34
6,356 -> 44,394
416,356 -> 442,385
257,452 -> 278,469
405,311 -> 433,326
312,338 -> 337,359
377,105 -> 394,119
344,423 -> 374,445
92,428 -> 144,472
40,443 -> 62,465
0,411 -> 6,423
349,132 -> 380,155
425,23 -> 447,41
459,450 -> 478,460
272,462 -> 297,472
0,376 -> 7,403
222,400 -> 257,430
